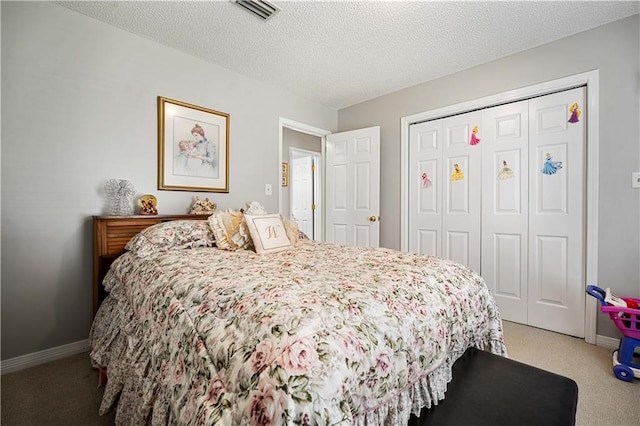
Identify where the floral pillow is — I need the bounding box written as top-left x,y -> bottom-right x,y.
208,210 -> 253,251
244,214 -> 293,254
125,220 -> 215,257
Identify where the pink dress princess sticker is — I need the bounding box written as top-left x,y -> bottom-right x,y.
421,172 -> 432,188
568,102 -> 581,123
469,126 -> 480,145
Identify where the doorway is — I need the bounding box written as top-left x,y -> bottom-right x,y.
289,147 -> 321,240
279,118 -> 331,241
279,118 -> 382,248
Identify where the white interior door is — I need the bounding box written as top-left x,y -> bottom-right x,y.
481,100 -> 530,324
527,87 -> 585,337
291,153 -> 314,238
325,126 -> 380,247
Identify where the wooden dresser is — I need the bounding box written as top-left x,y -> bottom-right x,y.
92,215 -> 209,316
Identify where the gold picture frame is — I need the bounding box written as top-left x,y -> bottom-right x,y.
158,96 -> 229,192
282,162 -> 289,187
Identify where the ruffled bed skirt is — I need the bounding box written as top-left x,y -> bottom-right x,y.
90,274 -> 507,425
91,276 -> 177,425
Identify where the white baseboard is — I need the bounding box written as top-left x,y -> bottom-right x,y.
1,339 -> 91,375
596,334 -> 620,350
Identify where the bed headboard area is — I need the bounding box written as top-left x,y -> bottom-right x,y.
92,215 -> 210,316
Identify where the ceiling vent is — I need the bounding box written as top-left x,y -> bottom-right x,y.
231,0 -> 281,22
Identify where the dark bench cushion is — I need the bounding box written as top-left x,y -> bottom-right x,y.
409,347 -> 578,426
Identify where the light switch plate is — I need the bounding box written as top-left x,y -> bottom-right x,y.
633,172 -> 640,189
265,183 -> 273,195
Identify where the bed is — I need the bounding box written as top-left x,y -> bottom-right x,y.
90,213 -> 507,425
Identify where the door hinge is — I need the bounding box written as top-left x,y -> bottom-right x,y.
311,204 -> 316,211
311,164 -> 316,172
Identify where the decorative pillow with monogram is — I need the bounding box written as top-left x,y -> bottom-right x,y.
244,214 -> 293,254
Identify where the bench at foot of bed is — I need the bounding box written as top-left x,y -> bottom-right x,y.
409,347 -> 578,426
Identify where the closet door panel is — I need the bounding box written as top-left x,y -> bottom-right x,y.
494,149 -> 522,213
447,230 -> 470,266
447,155 -> 470,212
419,159 -> 438,212
494,233 -> 523,296
417,230 -> 438,255
528,87 -> 585,337
442,111 -> 482,273
481,100 -> 529,324
408,121 -> 442,256
534,235 -> 569,304
535,143 -> 568,214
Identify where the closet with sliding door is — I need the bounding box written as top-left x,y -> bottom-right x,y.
408,87 -> 586,337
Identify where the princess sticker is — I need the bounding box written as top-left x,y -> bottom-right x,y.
421,172 -> 432,188
498,160 -> 515,180
541,152 -> 563,175
568,102 -> 581,123
470,126 -> 481,145
451,163 -> 464,181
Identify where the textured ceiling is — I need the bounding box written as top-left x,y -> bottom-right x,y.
55,1 -> 639,109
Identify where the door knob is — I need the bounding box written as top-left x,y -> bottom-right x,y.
369,215 -> 378,222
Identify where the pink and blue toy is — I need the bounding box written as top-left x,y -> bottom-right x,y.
587,285 -> 640,382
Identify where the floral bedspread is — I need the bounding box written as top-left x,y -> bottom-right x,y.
91,241 -> 506,425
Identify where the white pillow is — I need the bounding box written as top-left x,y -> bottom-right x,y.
244,214 -> 293,254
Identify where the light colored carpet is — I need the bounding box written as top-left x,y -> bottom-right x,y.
1,321 -> 638,425
502,321 -> 640,426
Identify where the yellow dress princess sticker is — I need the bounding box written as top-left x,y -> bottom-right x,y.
451,163 -> 464,181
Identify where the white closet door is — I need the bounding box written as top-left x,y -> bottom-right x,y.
442,111 -> 482,272
481,100 -> 530,324
408,119 -> 442,256
528,87 -> 585,337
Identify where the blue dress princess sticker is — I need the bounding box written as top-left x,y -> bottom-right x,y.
541,152 -> 563,175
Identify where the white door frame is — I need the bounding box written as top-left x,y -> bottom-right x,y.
400,70 -> 600,344
279,117 -> 332,241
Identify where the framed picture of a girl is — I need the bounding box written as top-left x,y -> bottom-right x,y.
158,96 -> 229,192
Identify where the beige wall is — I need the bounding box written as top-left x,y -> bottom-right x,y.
1,2 -> 337,360
338,14 -> 640,338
